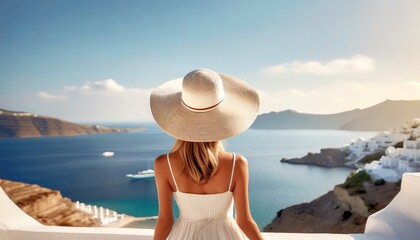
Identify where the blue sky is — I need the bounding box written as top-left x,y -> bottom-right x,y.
1,0 -> 420,122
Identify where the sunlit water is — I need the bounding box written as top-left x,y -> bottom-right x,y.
0,123 -> 377,229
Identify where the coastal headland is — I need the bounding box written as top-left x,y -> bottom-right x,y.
0,108 -> 143,138
264,171 -> 400,233
281,148 -> 351,168
269,118 -> 420,233
281,141 -> 404,169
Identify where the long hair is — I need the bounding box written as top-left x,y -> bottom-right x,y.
171,140 -> 223,184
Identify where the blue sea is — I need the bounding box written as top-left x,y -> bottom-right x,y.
0,123 -> 377,229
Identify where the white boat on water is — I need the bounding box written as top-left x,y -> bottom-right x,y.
102,152 -> 114,157
126,169 -> 155,179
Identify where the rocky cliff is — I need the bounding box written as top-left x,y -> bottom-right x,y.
0,108 -> 138,138
281,148 -> 351,168
0,179 -> 99,227
264,173 -> 400,233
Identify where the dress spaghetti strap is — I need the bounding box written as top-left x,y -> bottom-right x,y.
166,154 -> 179,192
228,153 -> 236,192
168,153 -> 236,193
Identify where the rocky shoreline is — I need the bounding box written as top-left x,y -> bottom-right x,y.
271,119 -> 419,233
264,171 -> 400,233
281,148 -> 354,168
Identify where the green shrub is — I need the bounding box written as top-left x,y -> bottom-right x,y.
374,179 -> 386,186
342,211 -> 352,221
394,141 -> 403,148
344,170 -> 371,188
355,188 -> 366,194
359,142 -> 403,164
396,179 -> 402,187
408,135 -> 417,141
366,201 -> 377,211
359,150 -> 385,164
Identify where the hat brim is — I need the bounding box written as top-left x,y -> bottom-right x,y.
150,73 -> 259,142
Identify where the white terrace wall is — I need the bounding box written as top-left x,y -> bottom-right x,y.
365,172 -> 420,240
1,173 -> 420,240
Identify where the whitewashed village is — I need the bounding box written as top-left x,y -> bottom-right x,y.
343,118 -> 420,182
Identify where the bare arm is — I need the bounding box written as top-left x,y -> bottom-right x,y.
233,155 -> 263,240
153,155 -> 174,240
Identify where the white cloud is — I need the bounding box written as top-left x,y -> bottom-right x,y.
65,79 -> 147,95
37,92 -> 68,101
262,55 -> 375,76
290,61 -> 331,75
288,89 -> 306,97
63,86 -> 77,91
36,79 -> 153,122
80,79 -> 125,92
262,64 -> 287,75
404,81 -> 420,90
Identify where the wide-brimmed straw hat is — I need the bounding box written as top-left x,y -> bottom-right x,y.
150,68 -> 259,142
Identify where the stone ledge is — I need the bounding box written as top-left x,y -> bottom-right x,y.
2,173 -> 420,240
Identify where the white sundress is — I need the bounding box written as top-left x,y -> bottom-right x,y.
166,153 -> 248,240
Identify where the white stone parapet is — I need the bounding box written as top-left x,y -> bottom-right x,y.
1,173 -> 420,240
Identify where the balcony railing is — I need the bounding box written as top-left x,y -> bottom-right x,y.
1,173 -> 420,240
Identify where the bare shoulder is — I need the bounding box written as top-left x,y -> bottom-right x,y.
231,153 -> 249,191
154,154 -> 168,174
154,154 -> 167,165
235,153 -> 248,165
234,153 -> 249,173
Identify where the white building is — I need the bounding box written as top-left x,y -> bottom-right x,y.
365,139 -> 420,182
364,160 -> 400,182
344,137 -> 380,162
348,119 -> 420,182
371,131 -> 408,147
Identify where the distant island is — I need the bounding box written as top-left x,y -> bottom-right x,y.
0,108 -> 142,138
252,100 -> 420,131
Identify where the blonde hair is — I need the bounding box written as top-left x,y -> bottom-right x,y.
171,140 -> 223,184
